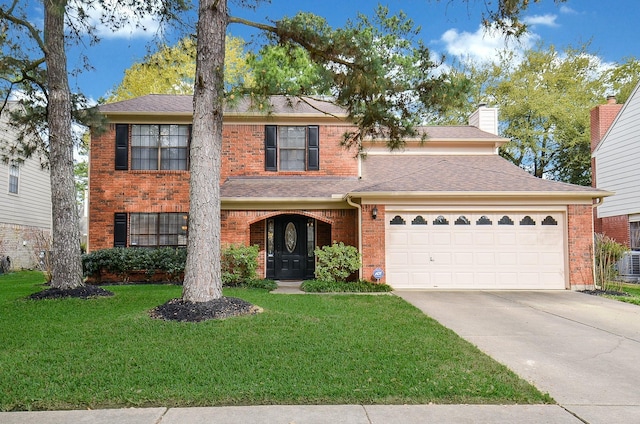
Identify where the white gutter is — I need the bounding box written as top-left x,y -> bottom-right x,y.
345,195 -> 363,280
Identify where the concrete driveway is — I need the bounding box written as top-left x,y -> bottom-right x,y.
394,290 -> 640,424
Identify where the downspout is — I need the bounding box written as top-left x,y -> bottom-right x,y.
591,196 -> 605,290
345,194 -> 363,280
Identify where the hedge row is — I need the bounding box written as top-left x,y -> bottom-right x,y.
82,245 -> 260,285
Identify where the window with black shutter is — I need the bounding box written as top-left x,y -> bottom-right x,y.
264,125 -> 320,171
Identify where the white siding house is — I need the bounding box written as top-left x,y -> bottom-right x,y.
0,102 -> 52,270
593,82 -> 640,219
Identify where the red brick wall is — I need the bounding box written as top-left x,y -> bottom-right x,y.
221,124 -> 358,178
89,123 -> 358,252
567,204 -> 596,289
88,125 -> 191,251
600,215 -> 630,247
361,204 -> 386,282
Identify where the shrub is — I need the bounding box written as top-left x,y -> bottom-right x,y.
221,244 -> 259,286
314,242 -> 361,283
82,247 -> 187,281
301,279 -> 393,293
594,233 -> 628,292
83,244 -> 262,286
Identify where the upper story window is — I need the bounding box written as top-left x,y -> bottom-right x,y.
8,163 -> 19,194
115,124 -> 190,171
265,125 -> 319,171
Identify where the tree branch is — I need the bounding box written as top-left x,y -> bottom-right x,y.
228,15 -> 355,69
0,2 -> 46,54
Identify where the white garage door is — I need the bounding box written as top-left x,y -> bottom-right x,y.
386,212 -> 566,289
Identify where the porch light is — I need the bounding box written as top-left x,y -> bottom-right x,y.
372,206 -> 378,220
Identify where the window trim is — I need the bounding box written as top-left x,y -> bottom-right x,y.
115,212 -> 189,248
8,163 -> 19,194
116,124 -> 191,171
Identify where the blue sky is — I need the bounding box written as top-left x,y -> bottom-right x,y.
32,0 -> 640,101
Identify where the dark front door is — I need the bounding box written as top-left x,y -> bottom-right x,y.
275,215 -> 306,280
268,215 -> 315,280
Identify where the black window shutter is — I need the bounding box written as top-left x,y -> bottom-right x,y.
265,125 -> 277,171
307,126 -> 319,171
115,124 -> 129,170
114,213 -> 128,247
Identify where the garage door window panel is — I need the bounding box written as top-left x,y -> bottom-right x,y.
499,216 -> 514,225
455,216 -> 470,225
412,216 -> 427,225
390,216 -> 406,225
477,216 -> 492,225
520,216 -> 536,225
433,215 -> 449,225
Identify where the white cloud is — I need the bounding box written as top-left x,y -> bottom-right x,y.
560,5 -> 578,14
523,14 -> 559,28
67,0 -> 163,40
438,24 -> 537,63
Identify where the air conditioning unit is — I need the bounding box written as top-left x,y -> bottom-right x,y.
618,251 -> 640,281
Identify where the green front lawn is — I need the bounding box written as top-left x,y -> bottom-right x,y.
0,271 -> 550,411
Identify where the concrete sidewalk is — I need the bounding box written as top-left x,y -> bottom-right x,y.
0,404 -> 585,423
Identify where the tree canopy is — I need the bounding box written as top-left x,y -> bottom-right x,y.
108,35 -> 253,101
435,44 -> 639,186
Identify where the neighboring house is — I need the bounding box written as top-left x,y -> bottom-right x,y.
591,82 -> 640,278
89,94 -> 606,290
0,102 -> 52,270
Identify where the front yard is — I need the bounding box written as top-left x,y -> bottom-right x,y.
0,271 -> 550,411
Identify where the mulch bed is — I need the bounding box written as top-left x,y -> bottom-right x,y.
150,297 -> 263,322
29,285 -> 114,300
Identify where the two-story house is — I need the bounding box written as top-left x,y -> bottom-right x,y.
0,102 -> 52,271
90,94 -> 606,290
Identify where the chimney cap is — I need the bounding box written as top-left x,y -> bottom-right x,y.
606,95 -> 617,104
477,102 -> 487,108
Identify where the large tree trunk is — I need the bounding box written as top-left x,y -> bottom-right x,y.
182,0 -> 227,302
44,0 -> 84,289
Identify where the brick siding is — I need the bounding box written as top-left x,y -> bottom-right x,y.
361,204 -> 386,282
567,204 -> 596,289
600,215 -> 630,247
221,124 -> 357,178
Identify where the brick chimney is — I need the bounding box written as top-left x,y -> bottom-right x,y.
591,95 -> 622,153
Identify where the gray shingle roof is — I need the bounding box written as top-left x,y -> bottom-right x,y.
220,155 -> 607,200
99,94 -> 347,116
221,176 -> 359,199
355,155 -> 602,194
